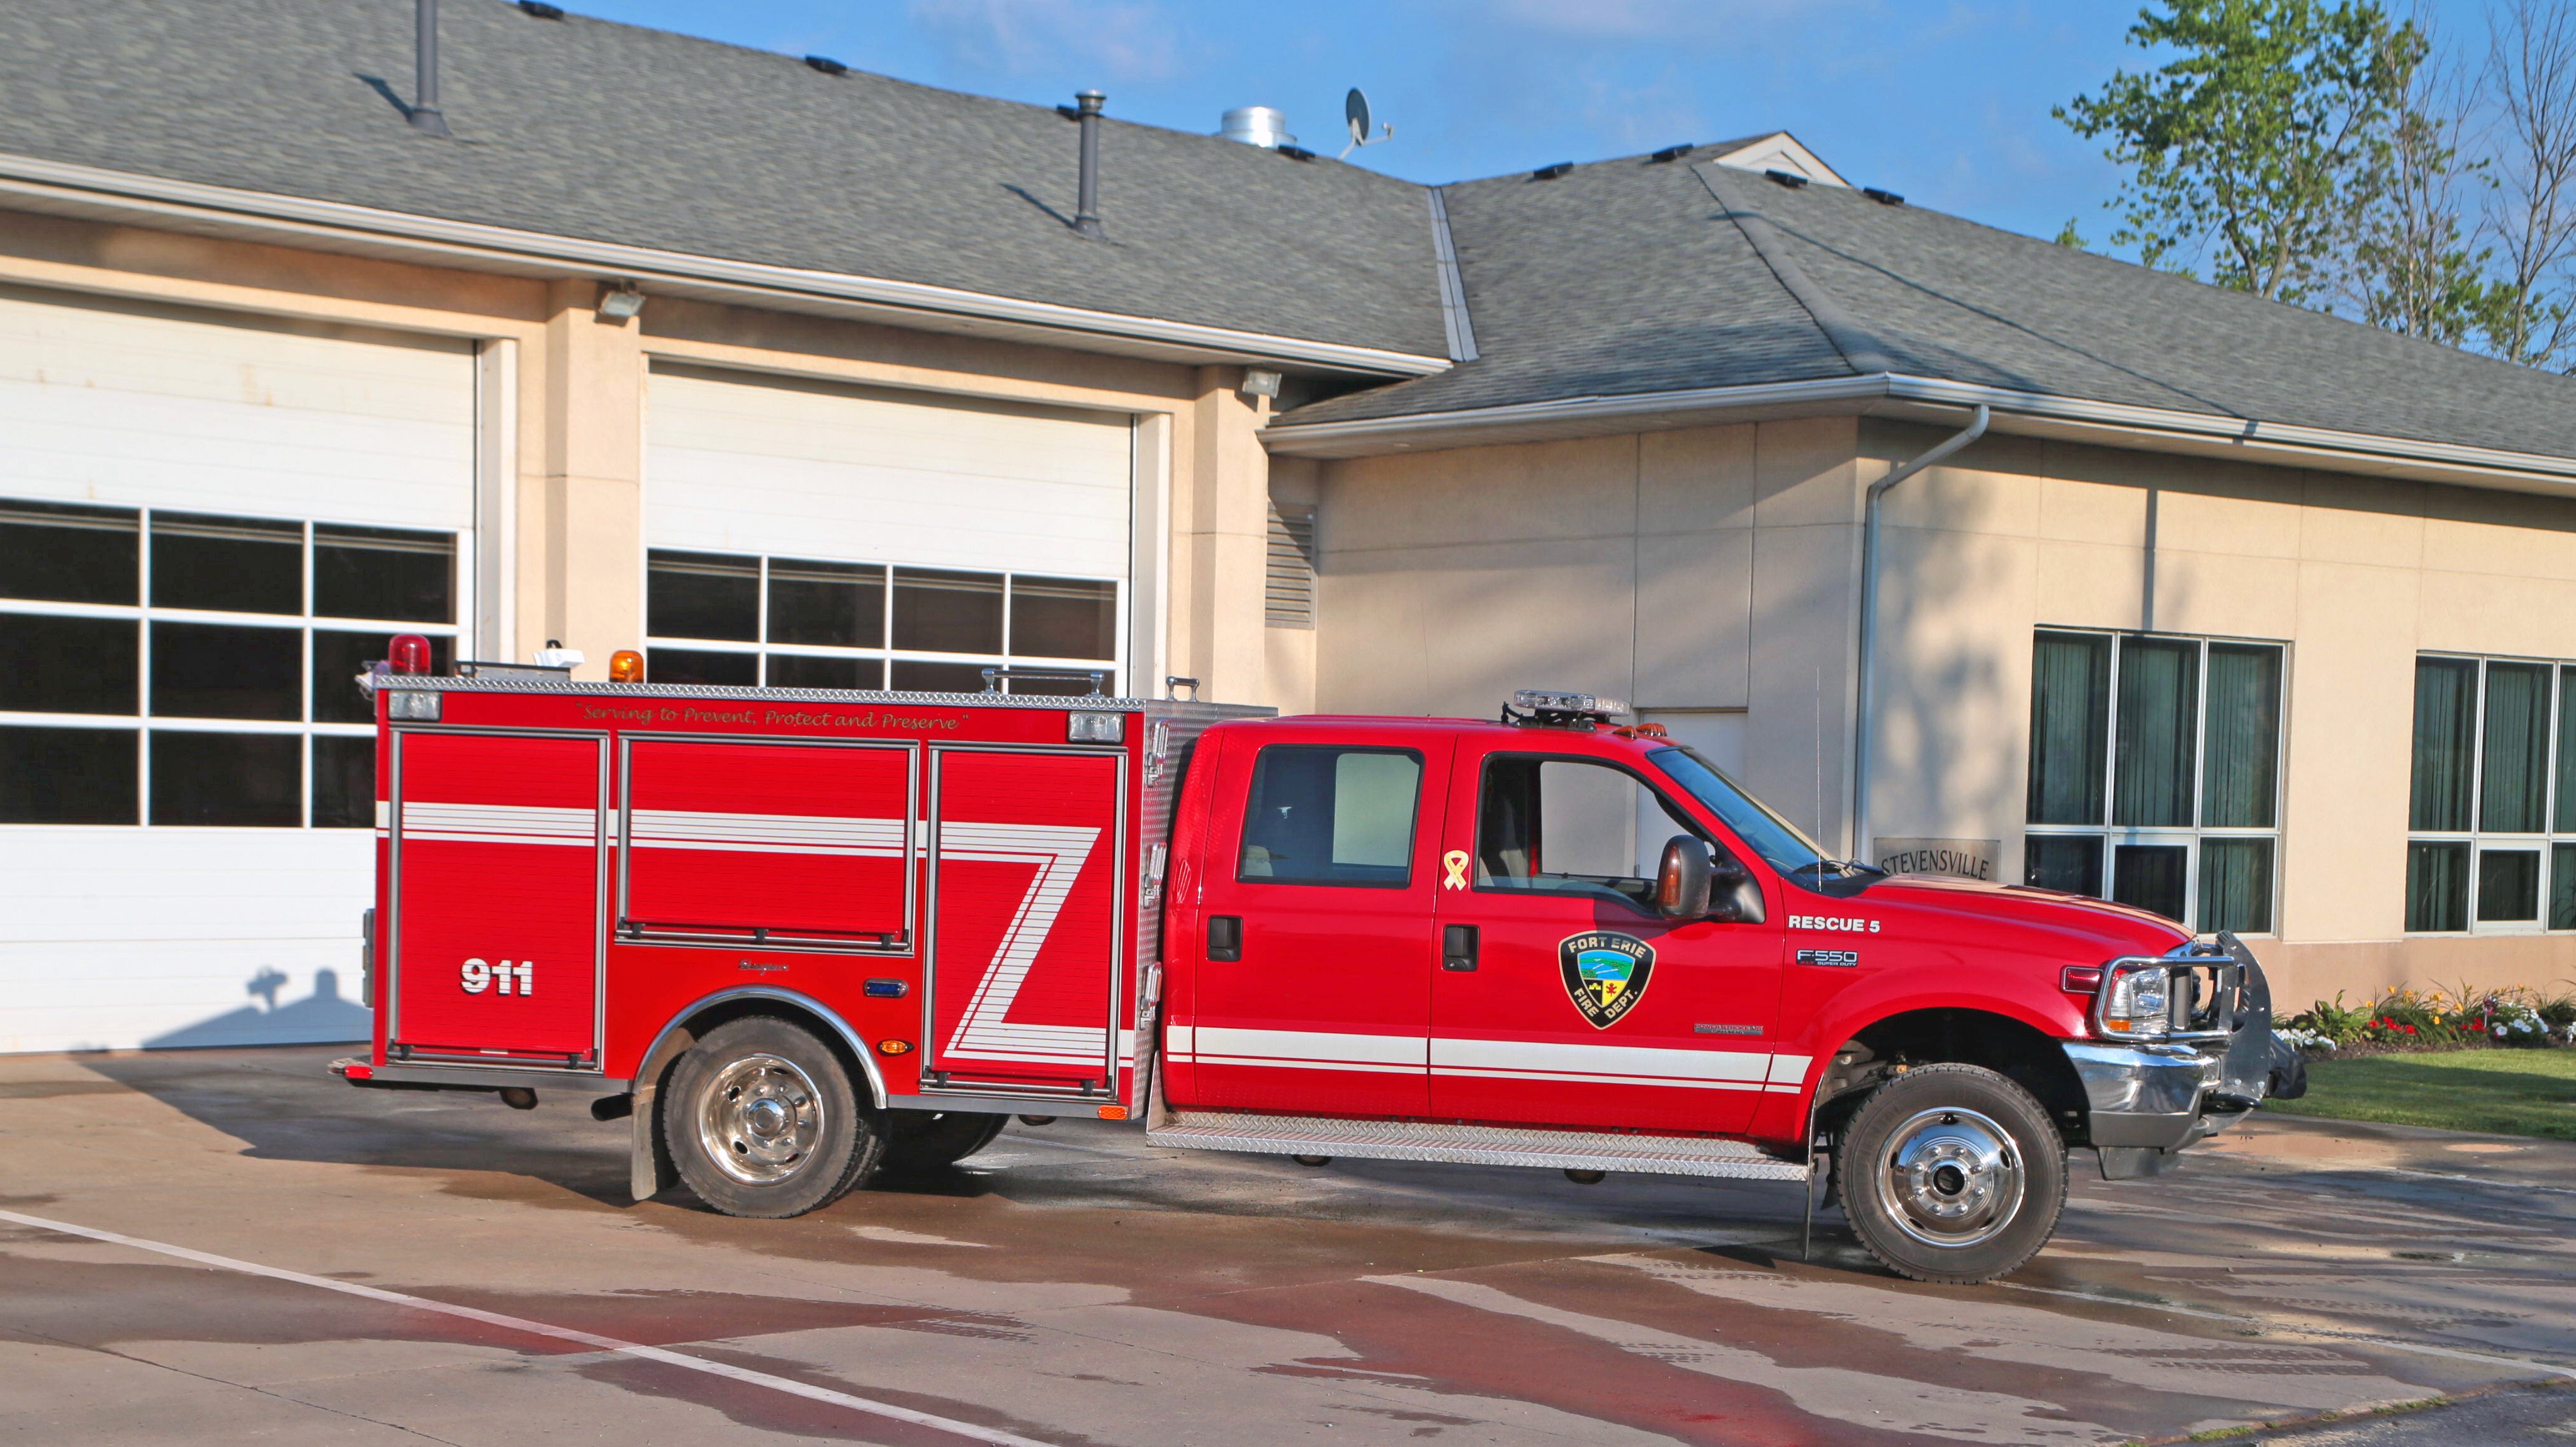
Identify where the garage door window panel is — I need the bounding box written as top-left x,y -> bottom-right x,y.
1011,576 -> 1117,662
314,526 -> 454,625
648,545 -> 1121,693
0,501 -> 136,605
0,495 -> 458,831
0,614 -> 138,715
2023,630 -> 2285,934
152,730 -> 300,827
895,569 -> 1003,655
2408,653 -> 2576,931
0,726 -> 137,824
153,621 -> 302,720
647,552 -> 760,642
768,559 -> 881,648
150,513 -> 301,615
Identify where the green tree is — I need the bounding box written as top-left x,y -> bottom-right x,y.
2059,0 -> 2419,306
2346,23 -> 2501,343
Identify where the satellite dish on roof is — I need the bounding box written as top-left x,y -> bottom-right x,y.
1341,88 -> 1393,159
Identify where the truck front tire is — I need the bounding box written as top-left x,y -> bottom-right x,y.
1836,1063 -> 2066,1285
665,1016 -> 881,1218
881,1109 -> 1007,1171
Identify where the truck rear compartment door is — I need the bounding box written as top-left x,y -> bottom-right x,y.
620,738 -> 914,947
388,730 -> 607,1068
925,747 -> 1125,1092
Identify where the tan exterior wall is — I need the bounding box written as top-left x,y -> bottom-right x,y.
1863,419 -> 2576,1006
1309,418 -> 1864,849
1299,412 -> 2576,1005
0,208 -> 1266,691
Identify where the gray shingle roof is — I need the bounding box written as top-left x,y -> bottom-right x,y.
7,0 -> 2575,465
1282,147 -> 2576,464
0,0 -> 1448,359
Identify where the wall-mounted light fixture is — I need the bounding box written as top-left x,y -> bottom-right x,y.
1239,368 -> 1283,400
597,283 -> 646,322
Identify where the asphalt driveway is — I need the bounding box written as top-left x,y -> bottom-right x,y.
2,1045 -> 2571,1444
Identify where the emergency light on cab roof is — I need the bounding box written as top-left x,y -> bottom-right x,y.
1508,688 -> 1630,726
332,661 -> 2307,1286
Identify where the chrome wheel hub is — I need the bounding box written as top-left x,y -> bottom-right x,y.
1873,1106 -> 2023,1249
698,1053 -> 824,1186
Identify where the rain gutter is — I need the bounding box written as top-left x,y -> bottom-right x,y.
0,151 -> 1452,377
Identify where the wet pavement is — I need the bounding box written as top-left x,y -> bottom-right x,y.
1,1046 -> 2571,1445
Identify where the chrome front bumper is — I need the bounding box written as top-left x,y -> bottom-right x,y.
2064,1040 -> 2233,1149
2060,932 -> 2283,1179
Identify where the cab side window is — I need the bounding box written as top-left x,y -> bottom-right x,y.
1478,756 -> 1707,909
1238,745 -> 1423,887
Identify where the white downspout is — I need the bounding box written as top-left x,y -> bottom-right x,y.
1850,404 -> 1988,863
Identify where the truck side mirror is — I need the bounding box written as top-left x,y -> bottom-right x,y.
1709,859 -> 1765,924
1655,836 -> 1712,920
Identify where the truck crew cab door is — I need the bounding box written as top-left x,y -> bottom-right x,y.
1429,744 -> 1785,1133
1179,730 -> 1450,1115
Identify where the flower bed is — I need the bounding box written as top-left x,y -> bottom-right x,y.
2279,984 -> 2576,1057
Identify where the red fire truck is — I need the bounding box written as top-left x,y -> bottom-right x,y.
334,660 -> 2299,1285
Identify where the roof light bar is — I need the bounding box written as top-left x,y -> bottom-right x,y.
1507,689 -> 1630,727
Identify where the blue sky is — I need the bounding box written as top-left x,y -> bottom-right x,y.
569,1 -> 2495,256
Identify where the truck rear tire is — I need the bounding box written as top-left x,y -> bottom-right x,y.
665,1016 -> 880,1218
1836,1063 -> 2065,1285
881,1109 -> 1007,1171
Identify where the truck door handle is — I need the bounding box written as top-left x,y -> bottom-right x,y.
1206,915 -> 1242,963
1442,924 -> 1477,972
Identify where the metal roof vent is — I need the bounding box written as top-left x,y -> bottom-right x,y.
1219,106 -> 1295,149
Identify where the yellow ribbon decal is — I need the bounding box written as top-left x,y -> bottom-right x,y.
1442,849 -> 1470,890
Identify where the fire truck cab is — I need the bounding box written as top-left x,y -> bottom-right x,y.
336,671 -> 2298,1285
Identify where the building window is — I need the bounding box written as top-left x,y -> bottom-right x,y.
2023,630 -> 2284,933
1265,501 -> 1316,629
0,499 -> 458,828
2405,654 -> 2576,932
645,549 -> 1119,696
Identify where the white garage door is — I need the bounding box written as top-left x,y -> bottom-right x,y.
645,365 -> 1134,695
0,287 -> 477,1053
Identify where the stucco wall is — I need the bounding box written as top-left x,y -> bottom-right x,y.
1309,417 -> 1864,850
1300,411 -> 2576,1007
1865,419 -> 2576,1006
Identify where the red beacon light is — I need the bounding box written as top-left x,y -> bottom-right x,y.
388,634 -> 434,676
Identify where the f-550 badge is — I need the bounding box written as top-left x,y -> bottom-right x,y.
1559,931 -> 1654,1029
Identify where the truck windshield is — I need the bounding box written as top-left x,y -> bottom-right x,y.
1646,746 -> 1842,882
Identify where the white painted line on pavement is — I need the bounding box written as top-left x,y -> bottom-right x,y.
0,1208 -> 1057,1447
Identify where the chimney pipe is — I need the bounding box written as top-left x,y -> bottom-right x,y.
412,0 -> 451,136
1073,89 -> 1105,238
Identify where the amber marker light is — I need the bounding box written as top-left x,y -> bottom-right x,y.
609,649 -> 645,683
1096,1104 -> 1129,1120
876,1039 -> 913,1056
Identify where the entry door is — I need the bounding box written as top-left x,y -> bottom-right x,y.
926,748 -> 1124,1091
1429,747 -> 1783,1133
390,731 -> 607,1067
1183,735 -> 1448,1116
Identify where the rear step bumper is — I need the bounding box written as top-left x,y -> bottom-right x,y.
1146,1111 -> 1807,1181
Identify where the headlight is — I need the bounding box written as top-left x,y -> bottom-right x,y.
2096,961 -> 2172,1038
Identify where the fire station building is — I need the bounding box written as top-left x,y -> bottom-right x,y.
6,0 -> 2576,1051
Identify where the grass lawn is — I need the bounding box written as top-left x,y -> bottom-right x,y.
2266,1048 -> 2576,1140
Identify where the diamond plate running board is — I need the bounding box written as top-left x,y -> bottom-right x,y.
1145,1111 -> 1807,1181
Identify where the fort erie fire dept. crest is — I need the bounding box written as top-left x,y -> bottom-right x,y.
1558,931 -> 1655,1029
